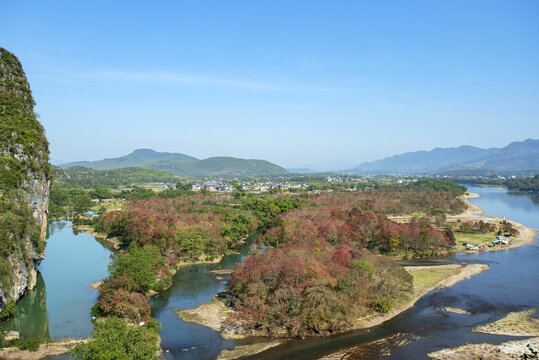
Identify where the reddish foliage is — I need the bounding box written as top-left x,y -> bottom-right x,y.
98,289 -> 151,322
228,241 -> 412,337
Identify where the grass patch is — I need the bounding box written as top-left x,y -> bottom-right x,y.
175,309 -> 204,324
410,267 -> 461,294
453,232 -> 499,247
92,198 -> 126,213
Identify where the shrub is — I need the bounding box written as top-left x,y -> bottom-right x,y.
108,244 -> 163,292
0,301 -> 17,320
18,337 -> 43,352
68,317 -> 160,360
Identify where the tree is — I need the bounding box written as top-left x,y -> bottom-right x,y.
108,244 -> 163,292
71,193 -> 93,216
68,317 -> 160,360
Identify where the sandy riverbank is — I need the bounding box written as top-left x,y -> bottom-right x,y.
428,337 -> 539,360
0,338 -> 83,360
473,309 -> 539,337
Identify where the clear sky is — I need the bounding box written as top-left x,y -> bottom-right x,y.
2,1 -> 538,170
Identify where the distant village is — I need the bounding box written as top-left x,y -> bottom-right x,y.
162,176 -> 365,193
157,173 -> 528,194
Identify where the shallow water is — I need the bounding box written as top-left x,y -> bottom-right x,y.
0,221 -> 112,340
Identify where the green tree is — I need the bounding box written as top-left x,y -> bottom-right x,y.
68,317 -> 160,360
174,227 -> 206,259
71,193 -> 93,216
108,244 -> 163,292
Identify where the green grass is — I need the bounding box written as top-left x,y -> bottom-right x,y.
453,232 -> 499,247
410,268 -> 461,294
92,198 -> 126,213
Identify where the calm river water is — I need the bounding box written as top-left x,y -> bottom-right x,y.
0,221 -> 112,340
3,186 -> 537,360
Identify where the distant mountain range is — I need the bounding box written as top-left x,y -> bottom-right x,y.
60,149 -> 289,177
351,139 -> 539,174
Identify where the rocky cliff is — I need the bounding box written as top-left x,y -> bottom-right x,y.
0,47 -> 50,313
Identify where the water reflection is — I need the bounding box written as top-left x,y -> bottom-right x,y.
0,221 -> 112,341
0,273 -> 50,340
152,235 -> 253,359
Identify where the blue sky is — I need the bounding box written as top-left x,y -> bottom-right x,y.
2,1 -> 538,170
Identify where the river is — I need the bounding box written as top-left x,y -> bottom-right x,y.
0,221 -> 112,340
3,186 -> 538,359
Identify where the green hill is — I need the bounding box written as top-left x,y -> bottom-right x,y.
61,148 -> 197,170
61,150 -> 289,177
54,166 -> 181,188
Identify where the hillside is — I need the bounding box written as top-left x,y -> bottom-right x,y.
61,150 -> 289,177
0,48 -> 50,313
61,148 -> 197,170
352,139 -> 539,174
54,166 -> 181,188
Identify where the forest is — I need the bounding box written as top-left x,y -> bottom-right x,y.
506,174 -> 539,192
225,182 -> 464,336
79,178 -> 466,338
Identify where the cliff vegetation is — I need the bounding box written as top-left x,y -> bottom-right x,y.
0,48 -> 50,314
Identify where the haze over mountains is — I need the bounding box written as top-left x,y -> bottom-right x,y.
59,139 -> 539,177
60,149 -> 289,177
351,139 -> 539,174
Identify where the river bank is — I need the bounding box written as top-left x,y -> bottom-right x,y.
428,336 -> 539,359
0,338 -> 83,359
176,264 -> 488,358
428,308 -> 539,359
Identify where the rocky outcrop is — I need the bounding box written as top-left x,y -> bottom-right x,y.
0,47 -> 50,312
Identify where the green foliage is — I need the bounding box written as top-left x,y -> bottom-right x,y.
71,193 -> 93,216
0,300 -> 17,320
118,187 -> 155,200
53,166 -> 180,189
91,302 -> 104,317
68,317 -> 160,360
175,226 -> 217,259
350,259 -> 376,279
90,188 -> 113,200
508,174 -> 539,192
406,179 -> 466,196
151,276 -> 172,292
0,332 -> 6,348
370,295 -> 392,314
108,244 -> 164,292
17,337 -> 43,352
0,48 -> 50,294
